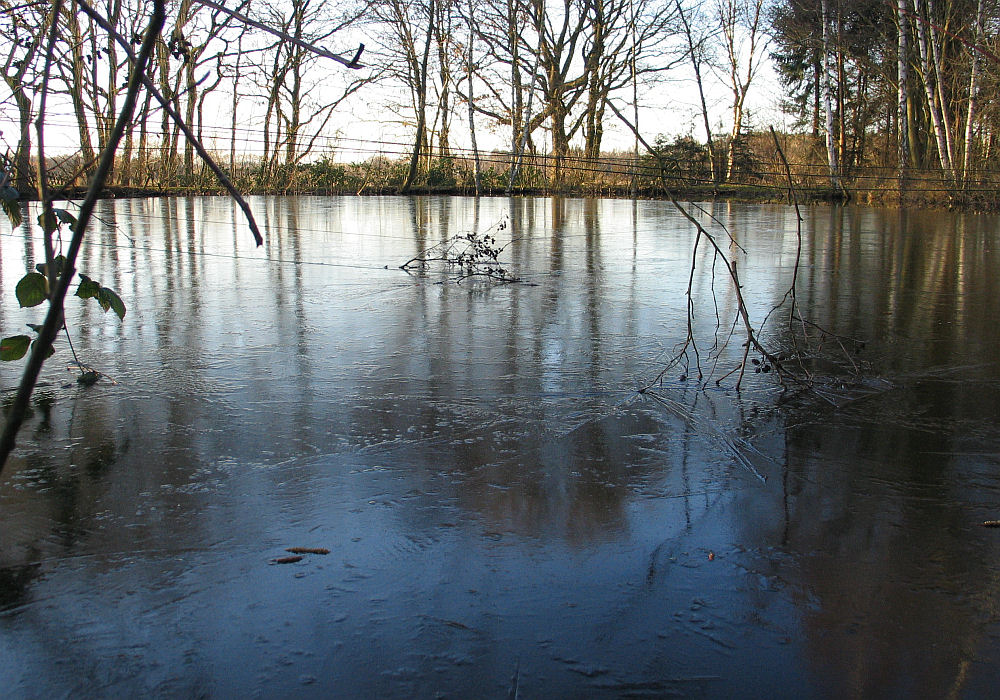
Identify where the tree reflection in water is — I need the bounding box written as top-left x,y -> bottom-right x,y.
0,197 -> 998,697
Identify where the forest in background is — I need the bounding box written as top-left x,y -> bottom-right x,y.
2,0 -> 999,207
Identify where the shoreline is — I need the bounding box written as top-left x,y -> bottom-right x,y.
13,182 -> 994,212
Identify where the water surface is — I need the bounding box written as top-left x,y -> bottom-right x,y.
1,196 -> 998,697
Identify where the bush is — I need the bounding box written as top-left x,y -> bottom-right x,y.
641,135 -> 713,186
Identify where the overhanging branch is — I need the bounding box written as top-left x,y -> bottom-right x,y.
193,0 -> 366,69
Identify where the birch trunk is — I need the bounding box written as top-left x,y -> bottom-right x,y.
926,0 -> 955,174
911,0 -> 953,180
962,0 -> 984,186
820,0 -> 840,189
896,0 -> 909,186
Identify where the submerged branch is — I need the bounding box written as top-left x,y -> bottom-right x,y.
606,100 -> 867,395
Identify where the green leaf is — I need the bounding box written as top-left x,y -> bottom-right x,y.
35,254 -> 67,279
15,272 -> 48,307
0,335 -> 30,361
53,208 -> 77,229
0,191 -> 22,229
104,287 -> 125,321
97,287 -> 126,320
75,275 -> 126,320
77,371 -> 100,386
75,274 -> 100,300
37,210 -> 58,235
30,337 -> 55,359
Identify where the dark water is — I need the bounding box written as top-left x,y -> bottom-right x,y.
1,196 -> 998,698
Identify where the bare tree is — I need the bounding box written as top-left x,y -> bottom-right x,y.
247,0 -> 371,176
0,0 -> 53,191
581,0 -> 680,159
676,0 -> 719,183
431,0 -> 457,160
455,0 -> 539,164
367,0 -> 438,191
715,0 -> 768,182
526,0 -> 592,179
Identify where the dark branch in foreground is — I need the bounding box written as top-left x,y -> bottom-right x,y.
0,0 -> 167,473
193,0 -> 366,69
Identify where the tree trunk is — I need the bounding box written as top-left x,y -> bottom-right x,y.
435,0 -> 452,160
896,0 -> 909,190
508,0 -> 523,157
184,58 -> 199,175
66,3 -> 97,178
466,0 -> 481,193
962,0 -> 984,187
400,0 -> 435,194
507,15 -> 541,194
583,0 -> 606,160
926,0 -> 954,175
821,0 -> 840,190
835,26 -> 846,172
10,92 -> 33,192
285,4 -> 304,167
911,0 -> 953,180
136,90 -> 153,184
812,52 -> 821,139
230,34 -> 243,173
155,37 -> 175,182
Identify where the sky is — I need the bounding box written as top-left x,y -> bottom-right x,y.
0,10 -> 788,166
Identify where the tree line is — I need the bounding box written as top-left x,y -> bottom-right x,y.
2,0 -> 999,201
771,0 -> 999,194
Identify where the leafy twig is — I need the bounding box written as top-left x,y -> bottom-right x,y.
0,0 -> 166,473
401,216 -> 521,284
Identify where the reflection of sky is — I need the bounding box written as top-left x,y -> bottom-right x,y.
1,198 -> 1000,696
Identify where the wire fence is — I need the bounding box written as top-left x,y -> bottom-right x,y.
8,112 -> 999,206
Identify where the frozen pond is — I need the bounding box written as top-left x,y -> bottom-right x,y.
1,195 -> 999,697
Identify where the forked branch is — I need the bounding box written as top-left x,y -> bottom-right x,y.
607,100 -> 863,394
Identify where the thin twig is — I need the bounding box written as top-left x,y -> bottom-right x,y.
62,324 -> 84,375
35,0 -> 63,295
607,99 -> 797,391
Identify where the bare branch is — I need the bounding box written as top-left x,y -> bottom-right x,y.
77,0 -> 264,246
192,0 -> 366,69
